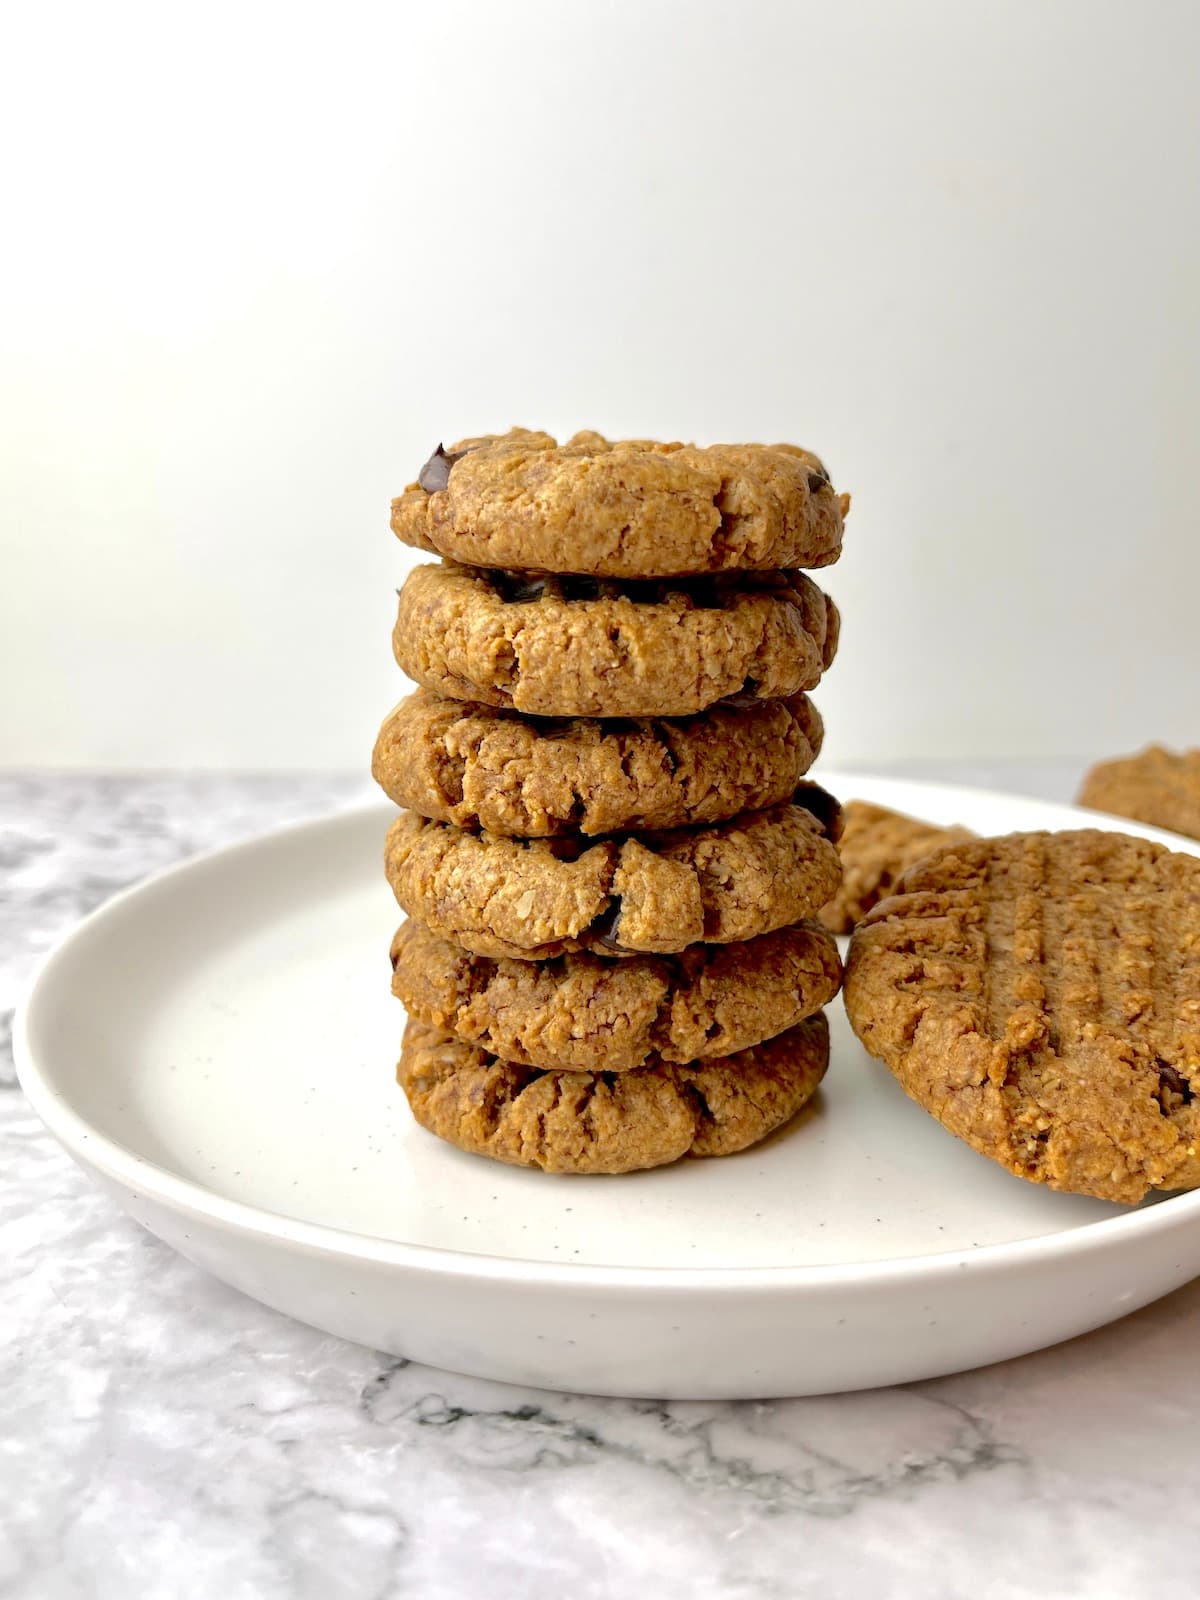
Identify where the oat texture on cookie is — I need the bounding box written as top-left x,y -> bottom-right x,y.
374,427 -> 849,1172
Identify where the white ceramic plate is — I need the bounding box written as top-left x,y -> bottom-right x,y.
16,776 -> 1200,1398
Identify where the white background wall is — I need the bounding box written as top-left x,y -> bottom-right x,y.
3,0 -> 1198,771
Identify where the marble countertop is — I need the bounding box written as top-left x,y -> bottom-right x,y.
4,768 -> 1199,1600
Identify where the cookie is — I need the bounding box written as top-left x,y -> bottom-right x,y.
393,562 -> 839,718
818,800 -> 974,935
397,1013 -> 830,1174
371,687 -> 824,837
392,428 -> 848,578
1079,746 -> 1200,842
844,830 -> 1200,1203
391,919 -> 842,1073
383,798 -> 842,960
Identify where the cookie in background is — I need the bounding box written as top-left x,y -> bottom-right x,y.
819,800 -> 973,935
1078,745 -> 1200,842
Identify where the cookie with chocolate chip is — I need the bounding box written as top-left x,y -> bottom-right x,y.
397,1012 -> 830,1174
1079,745 -> 1200,843
393,428 -> 848,578
391,918 -> 842,1073
393,562 -> 839,718
844,829 -> 1200,1203
372,687 -> 825,837
818,800 -> 974,935
383,798 -> 842,960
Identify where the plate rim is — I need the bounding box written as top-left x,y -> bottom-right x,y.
16,773 -> 1200,1294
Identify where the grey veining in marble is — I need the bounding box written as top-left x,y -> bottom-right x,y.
3,769 -> 1198,1600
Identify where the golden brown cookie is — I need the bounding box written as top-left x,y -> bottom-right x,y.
371,687 -> 824,837
1079,746 -> 1200,842
818,800 -> 974,935
844,830 -> 1200,1203
384,799 -> 842,960
392,428 -> 848,578
397,1013 -> 830,1174
391,919 -> 842,1073
393,562 -> 839,718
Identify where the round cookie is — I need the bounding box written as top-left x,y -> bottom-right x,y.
397,1013 -> 831,1174
1079,745 -> 1200,842
392,428 -> 848,578
818,800 -> 974,935
384,798 -> 843,960
391,919 -> 843,1073
372,687 -> 824,837
392,562 -> 839,719
844,829 -> 1200,1203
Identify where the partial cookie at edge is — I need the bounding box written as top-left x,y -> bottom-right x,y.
844,828 -> 1200,1203
1078,745 -> 1200,843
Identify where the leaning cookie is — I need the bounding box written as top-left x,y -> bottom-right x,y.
392,428 -> 848,578
844,829 -> 1200,1203
392,562 -> 839,718
372,687 -> 824,836
1078,745 -> 1200,842
391,919 -> 842,1073
818,800 -> 974,934
397,1013 -> 830,1174
384,799 -> 842,960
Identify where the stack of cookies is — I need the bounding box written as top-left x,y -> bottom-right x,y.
372,428 -> 850,1175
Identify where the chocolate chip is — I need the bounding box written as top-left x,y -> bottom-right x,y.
509,578 -> 547,603
793,780 -> 843,841
417,443 -> 468,493
591,900 -> 626,951
686,577 -> 725,609
543,837 -> 584,862
807,469 -> 830,493
1157,1061 -> 1193,1107
493,572 -> 546,603
755,570 -> 801,599
621,579 -> 663,605
720,679 -> 761,708
560,575 -> 602,602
